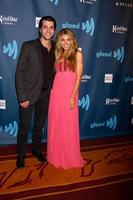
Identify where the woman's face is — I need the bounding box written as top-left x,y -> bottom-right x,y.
60,34 -> 72,51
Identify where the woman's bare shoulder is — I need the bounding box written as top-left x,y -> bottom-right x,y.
76,49 -> 83,60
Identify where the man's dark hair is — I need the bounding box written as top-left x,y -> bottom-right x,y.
39,16 -> 57,30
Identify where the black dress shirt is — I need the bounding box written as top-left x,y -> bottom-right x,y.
39,40 -> 55,91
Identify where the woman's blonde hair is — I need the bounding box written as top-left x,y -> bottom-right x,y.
55,29 -> 78,71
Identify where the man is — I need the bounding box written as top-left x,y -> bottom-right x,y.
15,16 -> 56,168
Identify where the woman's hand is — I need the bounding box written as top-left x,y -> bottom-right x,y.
69,97 -> 76,109
20,100 -> 30,108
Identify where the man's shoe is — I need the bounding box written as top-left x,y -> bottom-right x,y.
16,155 -> 25,168
32,151 -> 47,162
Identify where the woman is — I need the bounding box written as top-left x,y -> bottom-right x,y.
47,29 -> 85,169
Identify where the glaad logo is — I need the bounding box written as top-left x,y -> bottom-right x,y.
62,19 -> 95,36
106,116 -> 117,130
0,15 -> 18,25
49,0 -> 60,5
90,115 -> 117,130
82,19 -> 95,35
113,47 -> 124,63
0,121 -> 18,137
3,40 -> 18,60
96,47 -> 124,63
78,94 -> 90,111
124,76 -> 133,83
81,74 -> 91,82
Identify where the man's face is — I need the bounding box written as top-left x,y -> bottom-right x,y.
40,20 -> 55,40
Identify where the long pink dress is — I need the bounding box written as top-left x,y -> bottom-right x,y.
47,60 -> 84,169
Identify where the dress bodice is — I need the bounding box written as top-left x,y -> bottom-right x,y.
55,60 -> 70,72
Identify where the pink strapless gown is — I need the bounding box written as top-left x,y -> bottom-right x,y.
47,61 -> 84,169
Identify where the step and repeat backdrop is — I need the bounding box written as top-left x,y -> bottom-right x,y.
0,0 -> 133,145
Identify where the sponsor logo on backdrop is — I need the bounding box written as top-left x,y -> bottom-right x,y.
90,115 -> 117,130
0,100 -> 6,109
0,121 -> 18,136
131,118 -> 133,125
78,94 -> 90,111
112,25 -> 128,34
81,74 -> 91,82
80,0 -> 96,5
104,74 -> 113,83
49,0 -> 60,5
35,17 -> 41,28
115,2 -> 133,8
96,47 -> 124,63
0,75 -> 2,80
2,40 -> 18,60
106,98 -> 120,105
62,19 -> 95,36
124,76 -> 133,83
0,15 -> 18,25
131,97 -> 133,105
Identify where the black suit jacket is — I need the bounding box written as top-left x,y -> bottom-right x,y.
15,39 -> 55,104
